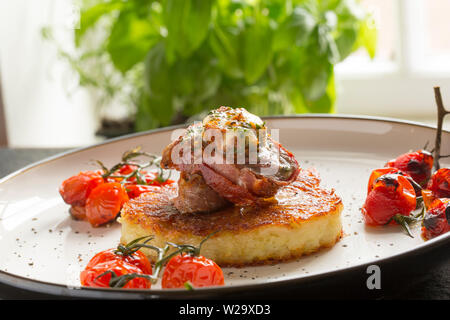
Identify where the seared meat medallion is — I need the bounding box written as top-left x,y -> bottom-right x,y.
161,106 -> 300,213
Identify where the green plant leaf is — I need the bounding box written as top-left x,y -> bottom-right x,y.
107,10 -> 161,73
297,53 -> 333,102
172,55 -> 222,107
164,0 -> 214,62
262,0 -> 290,21
136,90 -> 174,131
273,7 -> 316,51
335,27 -> 358,61
144,42 -> 172,98
286,87 -> 309,114
242,15 -> 273,84
75,1 -> 123,47
358,15 -> 377,59
335,0 -> 365,21
209,25 -> 243,79
304,71 -> 335,113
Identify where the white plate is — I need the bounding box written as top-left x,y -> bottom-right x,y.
0,115 -> 449,298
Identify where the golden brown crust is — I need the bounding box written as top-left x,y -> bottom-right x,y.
217,228 -> 343,268
121,168 -> 342,237
120,168 -> 343,266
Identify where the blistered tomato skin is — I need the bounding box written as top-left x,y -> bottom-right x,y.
367,168 -> 402,195
161,254 -> 225,289
368,167 -> 422,196
80,247 -> 152,289
85,182 -> 129,227
59,171 -> 104,206
69,205 -> 87,220
125,184 -> 164,199
426,168 -> 450,198
117,165 -> 139,175
362,174 -> 416,226
385,150 -> 434,187
80,259 -> 151,289
422,199 -> 450,240
85,248 -> 152,275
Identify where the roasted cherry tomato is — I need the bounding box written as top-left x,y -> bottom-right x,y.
80,240 -> 153,289
421,189 -> 436,210
368,167 -> 422,196
385,150 -> 433,187
367,168 -> 402,194
85,182 -> 129,227
161,254 -> 225,289
426,168 -> 450,198
69,205 -> 86,220
59,171 -> 104,206
362,174 -> 416,226
422,198 -> 450,240
85,248 -> 152,274
125,182 -> 176,199
142,171 -> 175,186
107,165 -> 140,183
125,184 -> 164,199
116,164 -> 139,175
80,259 -> 151,289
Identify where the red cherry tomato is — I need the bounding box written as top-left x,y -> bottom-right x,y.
426,168 -> 450,198
69,205 -> 86,220
142,172 -> 169,186
116,165 -> 139,175
125,182 -> 177,199
385,150 -> 433,187
367,168 -> 401,194
124,184 -> 164,199
362,174 -> 416,226
161,254 -> 225,289
422,198 -> 450,240
80,259 -> 151,289
142,171 -> 159,184
85,182 -> 129,227
85,248 -> 152,275
368,167 -> 422,196
59,171 -> 104,206
421,189 -> 436,210
80,245 -> 153,289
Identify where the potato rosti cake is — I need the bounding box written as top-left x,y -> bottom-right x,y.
120,168 -> 342,267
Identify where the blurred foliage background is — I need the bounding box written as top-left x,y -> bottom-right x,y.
43,0 -> 376,135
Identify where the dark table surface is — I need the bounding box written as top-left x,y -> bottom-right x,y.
0,148 -> 449,300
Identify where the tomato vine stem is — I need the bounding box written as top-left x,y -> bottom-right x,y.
433,87 -> 450,170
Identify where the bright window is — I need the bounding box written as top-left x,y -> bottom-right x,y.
336,0 -> 450,126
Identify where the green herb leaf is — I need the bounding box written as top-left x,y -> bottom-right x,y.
164,0 -> 213,62
75,1 -> 124,47
144,42 -> 172,98
273,7 -> 316,52
335,28 -> 358,61
295,47 -> 333,102
107,9 -> 161,73
242,14 -> 273,84
358,15 -> 377,59
209,25 -> 243,79
184,281 -> 194,290
391,214 -> 420,238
